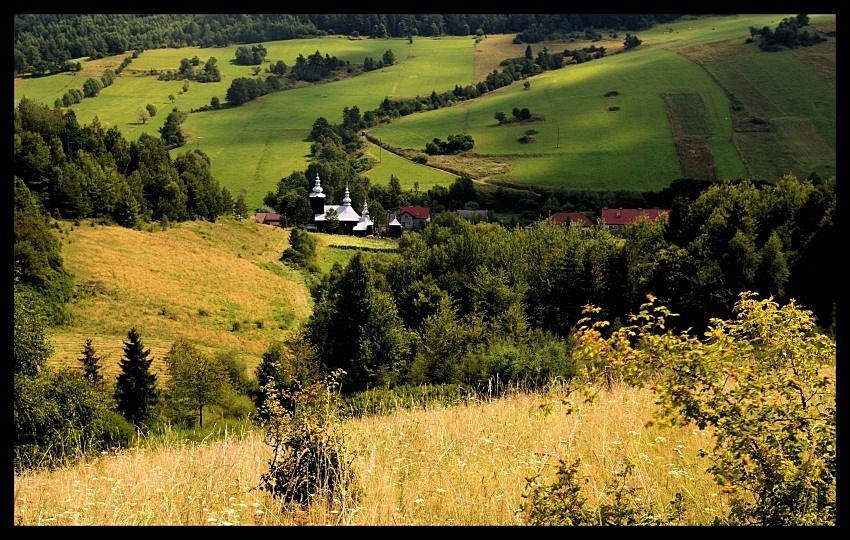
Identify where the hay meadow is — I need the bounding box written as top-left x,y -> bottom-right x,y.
14,382 -> 725,526
43,217 -> 396,380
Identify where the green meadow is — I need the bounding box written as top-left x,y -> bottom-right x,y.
13,14 -> 835,209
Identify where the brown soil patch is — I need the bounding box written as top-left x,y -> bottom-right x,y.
790,39 -> 836,86
663,92 -> 718,180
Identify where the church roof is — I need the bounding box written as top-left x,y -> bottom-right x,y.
314,204 -> 361,222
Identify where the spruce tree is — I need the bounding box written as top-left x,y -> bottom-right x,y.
78,337 -> 103,384
114,328 -> 158,429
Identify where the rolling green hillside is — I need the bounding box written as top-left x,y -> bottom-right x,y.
13,14 -> 835,209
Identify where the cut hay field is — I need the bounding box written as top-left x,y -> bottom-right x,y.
46,218 -> 396,382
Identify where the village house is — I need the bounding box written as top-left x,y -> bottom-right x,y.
252,212 -> 283,227
600,207 -> 669,228
393,206 -> 431,231
548,211 -> 594,228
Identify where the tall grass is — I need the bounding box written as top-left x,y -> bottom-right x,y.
13,382 -> 724,525
47,218 -> 397,379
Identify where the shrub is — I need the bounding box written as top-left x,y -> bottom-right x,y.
14,369 -> 120,472
260,370 -> 360,512
523,456 -> 686,525
564,292 -> 836,525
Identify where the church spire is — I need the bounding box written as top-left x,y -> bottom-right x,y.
311,172 -> 324,195
309,172 -> 326,218
342,184 -> 351,206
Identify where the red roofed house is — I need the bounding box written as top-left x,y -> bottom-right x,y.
549,211 -> 594,228
395,206 -> 431,231
600,208 -> 669,229
253,212 -> 283,227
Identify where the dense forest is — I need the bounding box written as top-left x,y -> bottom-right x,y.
13,13 -> 681,76
13,14 -> 835,498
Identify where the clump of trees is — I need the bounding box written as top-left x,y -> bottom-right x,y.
748,14 -> 826,51
280,225 -> 319,273
234,44 -> 267,65
363,49 -> 396,71
494,107 -> 542,125
158,56 -> 221,82
623,33 -> 642,49
424,133 -> 474,155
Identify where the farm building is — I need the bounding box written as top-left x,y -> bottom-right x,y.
600,208 -> 669,228
548,211 -> 594,228
253,212 -> 283,226
393,206 -> 431,230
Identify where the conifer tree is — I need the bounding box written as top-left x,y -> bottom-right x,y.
78,337 -> 103,384
114,328 -> 158,429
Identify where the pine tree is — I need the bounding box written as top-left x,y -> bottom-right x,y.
114,328 -> 158,429
78,338 -> 103,384
234,193 -> 248,219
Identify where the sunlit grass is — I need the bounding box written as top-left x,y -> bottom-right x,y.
13,382 -> 725,526
47,218 -> 312,379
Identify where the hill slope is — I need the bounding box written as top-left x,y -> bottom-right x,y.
14,14 -> 835,210
45,217 -> 396,380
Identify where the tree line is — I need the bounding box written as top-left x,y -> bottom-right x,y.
14,13 -> 678,76
292,171 -> 834,396
13,97 -> 234,324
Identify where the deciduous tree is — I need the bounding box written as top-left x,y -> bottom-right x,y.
164,339 -> 229,428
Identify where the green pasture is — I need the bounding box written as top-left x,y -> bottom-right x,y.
312,234 -> 400,274
13,15 -> 835,207
15,36 -> 478,210
370,46 -> 744,190
360,141 -> 457,192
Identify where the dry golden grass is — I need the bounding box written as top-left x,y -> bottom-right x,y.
76,53 -> 135,78
13,382 -> 725,526
48,218 -> 313,381
472,33 -> 626,82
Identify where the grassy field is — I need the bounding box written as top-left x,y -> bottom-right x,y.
13,381 -> 726,525
14,14 -> 835,210
14,36 -> 483,210
45,218 -> 397,381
